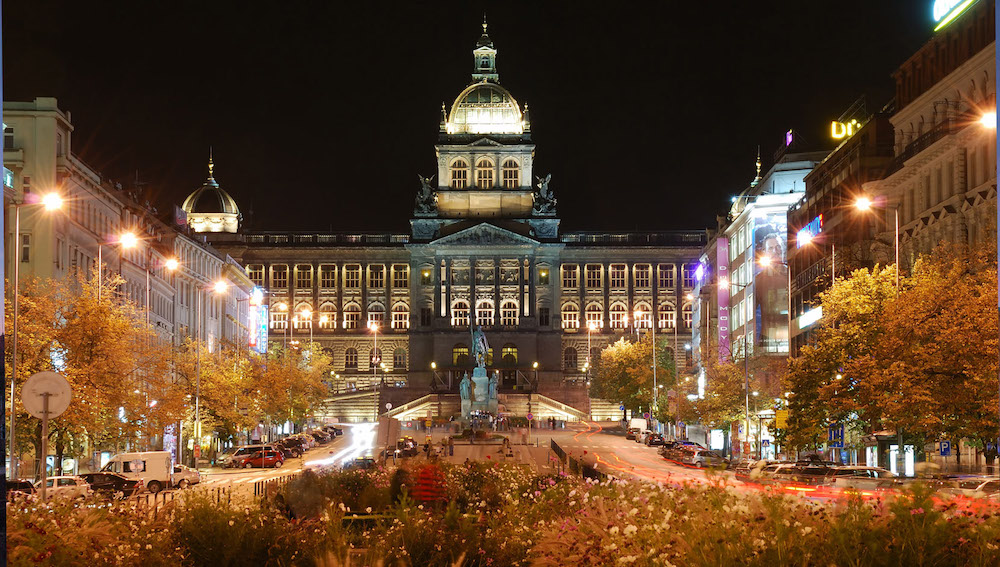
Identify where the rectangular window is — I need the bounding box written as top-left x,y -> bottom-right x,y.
682,264 -> 697,288
20,233 -> 30,263
538,267 -> 550,285
343,309 -> 360,330
634,264 -> 651,288
296,265 -> 312,289
658,264 -> 675,289
344,265 -> 361,288
561,265 -> 578,288
247,265 -> 265,286
368,265 -> 385,288
271,311 -> 288,330
392,265 -> 409,288
610,264 -> 627,288
420,268 -> 433,285
539,307 -> 550,327
271,265 -> 288,288
4,126 -> 13,149
392,309 -> 409,330
562,309 -> 579,330
420,307 -> 433,327
585,264 -> 602,288
320,264 -> 336,288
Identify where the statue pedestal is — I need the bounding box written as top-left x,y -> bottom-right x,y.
464,367 -> 498,417
461,398 -> 471,417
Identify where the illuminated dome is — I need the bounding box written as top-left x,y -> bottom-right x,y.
181,154 -> 241,233
446,82 -> 524,135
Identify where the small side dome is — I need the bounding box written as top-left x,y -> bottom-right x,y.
181,153 -> 241,233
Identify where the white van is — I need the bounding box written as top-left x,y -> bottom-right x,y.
101,451 -> 172,493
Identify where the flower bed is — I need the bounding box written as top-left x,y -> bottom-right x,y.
7,463 -> 1000,566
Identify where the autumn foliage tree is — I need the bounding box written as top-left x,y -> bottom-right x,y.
591,334 -> 675,416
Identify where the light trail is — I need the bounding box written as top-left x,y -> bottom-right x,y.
304,423 -> 375,468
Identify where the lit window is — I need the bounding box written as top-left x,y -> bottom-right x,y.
610,303 -> 628,329
500,300 -> 518,326
295,265 -> 312,289
659,304 -> 676,329
320,265 -> 336,288
271,265 -> 288,288
682,264 -> 697,288
343,303 -> 361,329
610,264 -> 627,288
585,303 -> 603,328
452,301 -> 470,328
319,305 -> 336,329
475,158 -> 494,189
392,265 -> 409,289
538,267 -> 550,285
561,303 -> 580,329
369,348 -> 382,368
391,302 -> 410,330
420,268 -> 433,285
451,159 -> 469,189
368,303 -> 385,327
453,344 -> 470,365
271,311 -> 288,330
561,265 -> 579,288
658,264 -> 675,289
634,264 -> 651,288
247,265 -> 264,286
634,304 -> 651,329
586,264 -> 602,288
344,348 -> 358,369
683,304 -> 693,329
476,300 -> 494,326
344,265 -> 361,288
368,265 -> 385,289
501,343 -> 518,365
501,159 -> 519,188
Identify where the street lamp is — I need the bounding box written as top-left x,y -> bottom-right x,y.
299,308 -> 314,353
368,321 -> 381,386
9,191 -> 63,478
586,320 -> 598,382
719,276 -> 752,459
853,196 -> 899,292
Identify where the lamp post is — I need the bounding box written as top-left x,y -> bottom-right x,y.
719,276 -> 751,459
8,192 -> 63,479
368,321 -> 381,386
854,197 -> 899,292
586,321 -> 597,383
634,308 -> 657,416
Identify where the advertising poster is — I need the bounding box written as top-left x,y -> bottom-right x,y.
753,214 -> 789,352
716,237 -> 730,360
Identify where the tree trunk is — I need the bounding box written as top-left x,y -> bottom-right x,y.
54,429 -> 65,476
955,439 -> 961,472
33,421 -> 43,480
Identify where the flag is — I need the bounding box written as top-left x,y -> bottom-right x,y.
174,205 -> 188,226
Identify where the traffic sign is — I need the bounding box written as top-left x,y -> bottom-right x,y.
526,413 -> 534,420
425,420 -> 432,427
385,402 -> 393,410
22,372 -> 72,419
619,404 -> 625,411
828,424 -> 845,448
643,412 -> 650,420
775,410 -> 789,428
940,440 -> 952,456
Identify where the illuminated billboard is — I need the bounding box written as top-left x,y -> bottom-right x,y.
933,0 -> 975,31
247,286 -> 269,354
796,214 -> 823,248
753,213 -> 789,353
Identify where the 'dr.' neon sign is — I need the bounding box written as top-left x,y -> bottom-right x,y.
933,0 -> 975,31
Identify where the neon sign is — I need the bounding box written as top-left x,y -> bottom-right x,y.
933,0 -> 975,31
831,119 -> 860,140
796,214 -> 823,248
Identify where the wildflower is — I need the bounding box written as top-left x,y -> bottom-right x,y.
623,524 -> 638,536
228,520 -> 235,526
618,556 -> 637,563
609,526 -> 619,535
910,508 -> 925,515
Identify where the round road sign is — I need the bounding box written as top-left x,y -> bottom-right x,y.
619,404 -> 625,411
526,413 -> 534,420
21,372 -> 72,419
385,402 -> 392,410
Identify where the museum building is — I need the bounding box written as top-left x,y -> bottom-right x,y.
188,24 -> 706,421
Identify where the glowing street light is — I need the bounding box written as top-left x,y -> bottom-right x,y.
164,258 -> 179,271
979,110 -> 996,129
119,231 -> 139,249
854,197 -> 873,212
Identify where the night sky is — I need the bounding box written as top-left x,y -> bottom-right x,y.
4,1 -> 933,233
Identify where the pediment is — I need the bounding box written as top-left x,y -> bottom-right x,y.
470,137 -> 504,147
431,223 -> 538,247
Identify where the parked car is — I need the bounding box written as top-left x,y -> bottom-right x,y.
7,480 -> 37,500
827,466 -> 900,491
237,449 -> 285,469
310,431 -> 331,444
322,425 -> 343,437
625,428 -> 638,440
679,449 -> 729,468
344,457 -> 377,470
36,475 -> 94,499
280,437 -> 307,455
645,433 -> 665,446
220,444 -> 278,468
634,430 -> 654,443
80,472 -> 143,498
172,464 -> 201,488
946,476 -> 1000,499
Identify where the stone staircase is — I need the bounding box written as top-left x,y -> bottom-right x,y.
315,389 -> 379,422
589,399 -> 624,421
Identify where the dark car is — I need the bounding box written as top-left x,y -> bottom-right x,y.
7,480 -> 37,500
310,431 -> 331,444
280,437 -> 307,454
625,428 -> 638,440
79,472 -> 142,498
323,425 -> 344,437
645,433 -> 665,446
344,457 -> 377,470
275,440 -> 301,458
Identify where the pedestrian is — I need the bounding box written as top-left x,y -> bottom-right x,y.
448,436 -> 454,456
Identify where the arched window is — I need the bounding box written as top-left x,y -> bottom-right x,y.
501,159 -> 519,188
476,299 -> 494,326
367,303 -> 385,328
344,348 -> 358,369
501,343 -> 518,366
450,159 -> 469,189
683,303 -> 693,329
659,303 -> 676,330
319,304 -> 336,330
391,302 -> 410,330
585,302 -> 603,329
453,344 -> 470,366
294,304 -> 313,329
610,303 -> 628,329
633,302 -> 651,329
452,300 -> 470,328
563,347 -> 578,371
561,303 -> 579,329
343,303 -> 361,330
475,157 -> 494,189
500,300 -> 518,326
393,348 -> 407,370
370,348 -> 382,368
